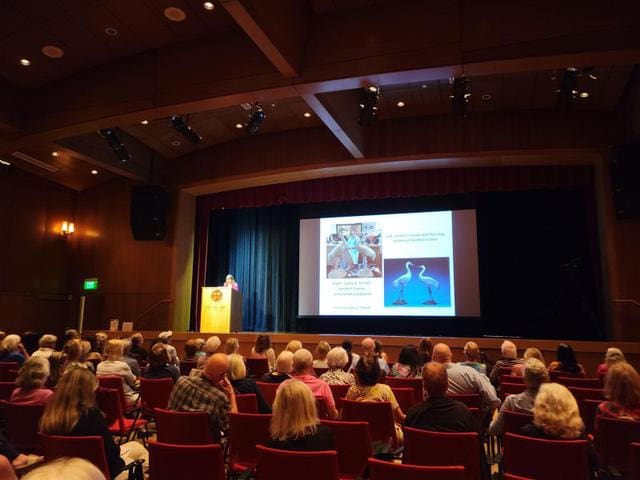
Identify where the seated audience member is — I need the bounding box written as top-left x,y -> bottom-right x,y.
290,349 -> 338,419
405,362 -> 479,433
0,430 -> 37,471
262,351 -> 294,384
10,357 -> 53,404
129,333 -> 148,361
596,347 -> 625,379
458,341 -> 487,375
157,331 -> 179,366
418,337 -> 434,365
548,343 -> 585,376
374,339 -> 389,363
391,345 -> 422,378
489,341 -> 523,385
313,341 -> 331,368
94,332 -> 108,356
521,383 -> 585,439
168,353 -> 237,442
40,368 -> 148,480
361,337 -> 390,374
31,335 -> 57,359
433,343 -> 500,419
46,352 -> 64,388
0,334 -> 29,366
320,347 -> 356,385
142,343 -> 180,383
250,334 -> 276,371
63,328 -> 81,345
182,339 -> 199,362
511,347 -> 546,376
0,455 -> 17,480
197,336 -> 222,369
22,458 -> 105,480
597,361 -> 640,421
489,358 -> 549,435
194,338 -> 206,357
64,339 -> 94,372
286,340 -> 303,354
228,353 -> 271,414
341,339 -> 359,372
119,340 -> 140,377
224,337 -> 241,356
96,339 -> 139,408
267,379 -> 334,451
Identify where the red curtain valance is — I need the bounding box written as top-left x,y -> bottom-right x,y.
197,165 -> 594,211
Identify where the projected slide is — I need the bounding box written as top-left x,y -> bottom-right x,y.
318,211 -> 455,316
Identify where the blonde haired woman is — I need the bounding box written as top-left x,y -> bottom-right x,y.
225,337 -> 241,355
64,339 -> 94,372
521,383 -> 584,439
96,339 -> 139,408
286,340 -> 303,354
596,347 -> 626,379
511,348 -> 546,376
313,341 -> 331,368
597,361 -> 640,421
40,368 -> 148,480
267,379 -> 333,451
10,357 -> 53,404
228,354 -> 271,413
22,458 -> 105,480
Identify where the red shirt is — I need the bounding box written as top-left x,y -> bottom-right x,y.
10,387 -> 53,404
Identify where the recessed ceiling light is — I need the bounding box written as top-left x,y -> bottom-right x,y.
303,112 -> 312,118
368,86 -> 378,93
104,27 -> 118,36
396,101 -> 405,107
579,92 -> 590,98
51,151 -> 59,157
203,1 -> 215,10
172,140 -> 181,147
42,45 -> 64,58
140,120 -> 149,125
164,7 -> 186,22
19,58 -> 31,66
91,169 -> 98,175
481,94 -> 492,101
235,123 -> 243,129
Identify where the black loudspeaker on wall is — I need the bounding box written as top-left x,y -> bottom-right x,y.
130,185 -> 171,240
611,140 -> 640,219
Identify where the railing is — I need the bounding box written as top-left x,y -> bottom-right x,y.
136,299 -> 174,322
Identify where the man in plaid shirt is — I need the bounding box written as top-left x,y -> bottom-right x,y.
168,353 -> 238,441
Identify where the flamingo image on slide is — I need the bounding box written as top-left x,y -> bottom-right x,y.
418,265 -> 440,305
392,261 -> 414,305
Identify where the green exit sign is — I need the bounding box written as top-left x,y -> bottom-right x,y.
83,278 -> 99,291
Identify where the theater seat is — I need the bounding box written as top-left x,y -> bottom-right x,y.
368,458 -> 465,480
256,445 -> 339,480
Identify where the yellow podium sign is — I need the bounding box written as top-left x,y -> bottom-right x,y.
200,286 -> 243,333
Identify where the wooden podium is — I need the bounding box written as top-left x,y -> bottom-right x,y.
200,286 -> 243,333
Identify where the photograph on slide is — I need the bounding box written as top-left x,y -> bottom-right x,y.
383,257 -> 451,307
326,222 -> 382,279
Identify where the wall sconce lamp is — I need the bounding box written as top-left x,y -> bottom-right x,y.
61,221 -> 75,236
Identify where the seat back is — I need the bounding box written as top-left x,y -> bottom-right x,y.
256,445 -> 339,480
384,377 -> 423,405
341,399 -> 396,445
139,377 -> 174,413
41,434 -> 110,479
0,362 -> 19,382
149,441 -> 225,480
96,388 -> 126,434
500,382 -> 527,401
596,416 -> 640,473
236,393 -> 258,413
503,475 -> 535,480
314,367 -> 329,377
403,427 -> 481,480
321,420 -> 372,478
448,393 -> 480,409
179,360 -> 198,376
328,384 -> 351,410
568,386 -> 605,403
154,408 -> 213,444
631,442 -> 640,480
549,370 -> 585,381
503,432 -> 589,480
97,375 -> 128,412
502,411 -> 534,435
229,413 -> 272,470
581,399 -> 601,435
501,375 -> 525,384
558,377 -> 602,389
496,367 -> 515,383
0,382 -> 17,401
0,401 -> 45,452
390,387 -> 415,414
256,382 -> 279,406
246,358 -> 270,378
368,458 -> 465,480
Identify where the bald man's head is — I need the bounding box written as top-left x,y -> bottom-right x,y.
423,362 -> 448,398
432,343 -> 453,364
203,353 -> 229,383
361,337 -> 375,355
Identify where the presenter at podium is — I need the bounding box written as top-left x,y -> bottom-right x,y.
224,274 -> 239,292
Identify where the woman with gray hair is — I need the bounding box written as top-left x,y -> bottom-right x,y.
31,334 -> 57,359
0,334 -> 29,366
489,358 -> 549,436
10,357 -> 53,404
319,347 -> 355,385
596,347 -> 625,379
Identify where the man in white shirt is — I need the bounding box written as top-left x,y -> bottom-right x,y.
31,334 -> 57,359
158,331 -> 179,366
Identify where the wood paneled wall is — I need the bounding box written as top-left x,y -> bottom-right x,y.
0,168 -> 75,334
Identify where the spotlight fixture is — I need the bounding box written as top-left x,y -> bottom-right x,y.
235,123 -> 243,129
245,103 -> 266,134
91,169 -> 98,175
42,45 -> 64,58
99,128 -> 131,162
140,120 -> 149,125
169,115 -> 202,144
579,92 -> 590,98
19,58 -> 31,66
396,101 -> 405,108
203,1 -> 215,10
164,7 -> 186,22
303,112 -> 312,118
556,67 -> 579,111
358,86 -> 379,126
450,77 -> 471,116
51,151 -> 59,157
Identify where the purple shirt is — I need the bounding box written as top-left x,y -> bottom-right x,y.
287,374 -> 336,410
